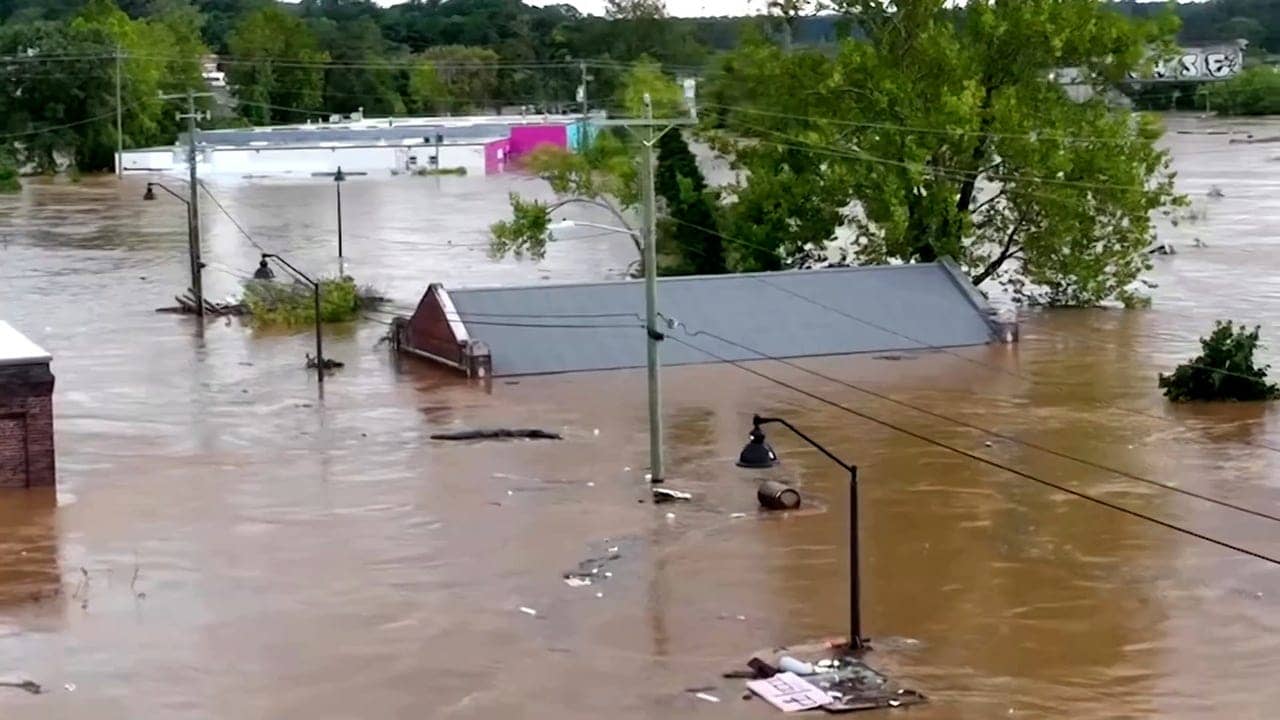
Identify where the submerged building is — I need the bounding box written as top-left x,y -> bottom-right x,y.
391,261 -> 1011,377
0,322 -> 55,489
119,112 -> 588,177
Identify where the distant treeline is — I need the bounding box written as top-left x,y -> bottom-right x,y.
0,0 -> 1277,172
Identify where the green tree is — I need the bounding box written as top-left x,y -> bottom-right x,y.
419,45 -> 500,112
0,20 -> 118,171
617,55 -> 683,117
709,0 -> 1184,305
655,129 -> 723,275
407,61 -> 447,114
1205,66 -> 1280,116
226,6 -> 329,124
1159,321 -> 1280,402
310,15 -> 404,116
489,132 -> 640,262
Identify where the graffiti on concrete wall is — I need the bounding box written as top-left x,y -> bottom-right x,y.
1129,45 -> 1245,82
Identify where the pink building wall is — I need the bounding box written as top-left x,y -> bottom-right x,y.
484,138 -> 509,175
507,124 -> 569,159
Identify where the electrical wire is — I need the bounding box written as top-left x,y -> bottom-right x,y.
703,102 -> 1148,145
196,183 -> 270,253
662,331 -> 1280,566
732,118 -> 1158,194
0,107 -> 129,139
668,319 -> 1280,523
661,215 -> 1280,455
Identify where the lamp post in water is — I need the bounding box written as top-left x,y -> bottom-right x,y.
143,181 -> 204,315
736,414 -> 864,650
261,253 -> 329,383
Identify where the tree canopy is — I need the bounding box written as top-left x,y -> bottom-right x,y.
705,0 -> 1185,305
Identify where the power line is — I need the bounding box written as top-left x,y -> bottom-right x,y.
197,183 -> 269,254
669,320 -> 1280,523
732,118 -> 1158,194
0,107 -> 127,139
662,215 -> 1280,455
703,102 -> 1146,145
662,331 -> 1280,566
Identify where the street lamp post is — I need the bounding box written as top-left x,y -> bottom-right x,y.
736,413 -> 865,650
333,166 -> 345,259
144,181 -> 203,315
261,252 -> 328,383
547,214 -> 664,484
311,167 -> 365,262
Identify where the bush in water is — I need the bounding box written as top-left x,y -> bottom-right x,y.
1159,321 -> 1280,402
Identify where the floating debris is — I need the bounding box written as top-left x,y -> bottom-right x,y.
757,480 -> 801,510
652,487 -> 692,503
0,679 -> 42,695
746,672 -> 829,712
730,512 -> 748,519
694,692 -> 721,703
665,512 -> 676,520
431,428 -> 561,441
563,549 -> 623,586
518,606 -> 538,617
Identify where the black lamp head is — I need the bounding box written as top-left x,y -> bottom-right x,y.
143,183 -> 156,200
333,166 -> 346,182
737,424 -> 778,469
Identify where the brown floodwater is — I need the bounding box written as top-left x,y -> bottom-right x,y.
1,115 -> 1279,718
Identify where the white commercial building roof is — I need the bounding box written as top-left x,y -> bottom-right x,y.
0,321 -> 51,367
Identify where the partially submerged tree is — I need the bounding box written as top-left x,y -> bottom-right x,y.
655,128 -> 724,275
489,131 -> 639,262
1159,321 -> 1280,402
242,276 -> 376,326
706,0 -> 1185,305
489,58 -> 687,269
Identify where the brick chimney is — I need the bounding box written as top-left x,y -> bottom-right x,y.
0,322 -> 54,489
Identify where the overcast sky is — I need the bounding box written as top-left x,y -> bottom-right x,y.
368,0 -> 1195,20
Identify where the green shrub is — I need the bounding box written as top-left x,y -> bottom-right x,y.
414,166 -> 467,176
242,276 -> 374,326
0,163 -> 20,194
1158,321 -> 1280,402
1204,67 -> 1280,116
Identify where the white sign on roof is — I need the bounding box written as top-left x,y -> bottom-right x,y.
0,322 -> 51,367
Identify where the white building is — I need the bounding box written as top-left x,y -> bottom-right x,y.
118,112 -> 585,178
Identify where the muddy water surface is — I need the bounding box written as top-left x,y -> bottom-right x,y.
1,116 -> 1279,718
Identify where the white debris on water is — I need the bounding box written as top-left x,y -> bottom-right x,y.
564,577 -> 592,588
518,606 -> 538,617
694,692 -> 720,703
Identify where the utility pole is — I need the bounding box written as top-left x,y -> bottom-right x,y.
578,60 -> 589,124
576,60 -> 591,150
115,47 -> 124,177
567,110 -> 693,483
161,89 -> 213,317
639,93 -> 664,483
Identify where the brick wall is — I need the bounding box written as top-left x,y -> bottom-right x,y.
0,363 -> 55,489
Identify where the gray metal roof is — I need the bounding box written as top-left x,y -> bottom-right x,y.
448,262 -> 996,377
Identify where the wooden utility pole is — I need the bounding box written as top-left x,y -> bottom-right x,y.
161,90 -> 213,316
115,47 -> 123,177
